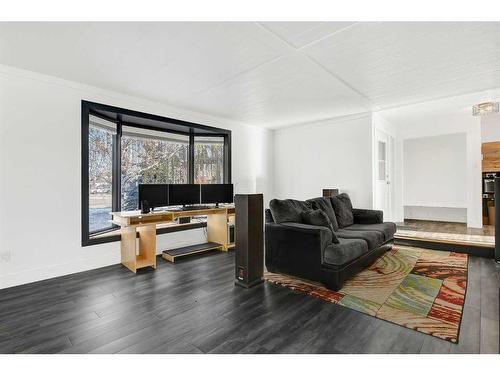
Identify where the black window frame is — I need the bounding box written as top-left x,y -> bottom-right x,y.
82,100 -> 232,247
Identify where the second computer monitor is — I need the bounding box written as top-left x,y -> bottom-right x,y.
138,184 -> 168,210
168,184 -> 200,206
200,184 -> 234,205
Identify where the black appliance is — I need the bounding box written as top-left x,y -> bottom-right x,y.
138,184 -> 168,211
200,184 -> 234,206
168,184 -> 200,206
484,173 -> 496,194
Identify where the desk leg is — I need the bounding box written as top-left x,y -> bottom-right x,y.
138,225 -> 157,269
121,227 -> 137,273
207,212 -> 228,251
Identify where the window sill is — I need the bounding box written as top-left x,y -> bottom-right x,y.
83,221 -> 207,247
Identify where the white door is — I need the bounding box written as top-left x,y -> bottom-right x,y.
375,130 -> 393,220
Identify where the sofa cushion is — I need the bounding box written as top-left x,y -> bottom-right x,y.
352,208 -> 383,224
344,222 -> 397,241
306,197 -> 339,230
335,229 -> 384,250
301,209 -> 339,243
269,199 -> 311,224
323,238 -> 368,266
330,193 -> 354,228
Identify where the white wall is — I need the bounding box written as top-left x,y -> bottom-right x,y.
273,114 -> 374,208
481,113 -> 500,142
403,133 -> 467,222
404,206 -> 467,223
0,65 -> 274,289
379,91 -> 483,227
466,123 -> 483,227
404,133 -> 467,208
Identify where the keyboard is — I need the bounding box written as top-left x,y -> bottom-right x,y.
182,205 -> 212,211
157,205 -> 227,212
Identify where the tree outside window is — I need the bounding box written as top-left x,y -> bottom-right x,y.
194,136 -> 224,184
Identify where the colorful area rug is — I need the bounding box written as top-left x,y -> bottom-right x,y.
265,246 -> 468,343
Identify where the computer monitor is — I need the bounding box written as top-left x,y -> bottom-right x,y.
200,184 -> 234,206
168,184 -> 200,206
138,184 -> 168,210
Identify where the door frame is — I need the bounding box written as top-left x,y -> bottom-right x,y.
373,129 -> 395,221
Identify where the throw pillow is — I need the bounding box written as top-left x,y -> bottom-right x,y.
300,209 -> 340,244
330,193 -> 354,228
306,196 -> 339,230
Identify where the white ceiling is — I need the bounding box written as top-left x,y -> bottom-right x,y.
1,22 -> 500,128
380,86 -> 500,126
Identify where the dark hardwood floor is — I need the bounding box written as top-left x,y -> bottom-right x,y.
0,250 -> 498,354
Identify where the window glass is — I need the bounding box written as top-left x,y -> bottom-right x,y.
121,126 -> 189,211
88,116 -> 115,233
378,141 -> 387,181
378,140 -> 386,161
194,136 -> 224,184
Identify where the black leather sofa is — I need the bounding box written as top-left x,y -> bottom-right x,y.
265,193 -> 396,291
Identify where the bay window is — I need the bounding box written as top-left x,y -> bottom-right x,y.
82,101 -> 231,246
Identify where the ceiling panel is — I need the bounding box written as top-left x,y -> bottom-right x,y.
303,22 -> 500,108
1,22 -> 500,128
259,22 -> 356,48
182,52 -> 370,128
0,22 -> 292,106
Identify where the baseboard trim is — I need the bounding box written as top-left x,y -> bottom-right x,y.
0,253 -> 121,290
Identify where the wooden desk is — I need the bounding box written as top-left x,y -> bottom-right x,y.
112,206 -> 235,273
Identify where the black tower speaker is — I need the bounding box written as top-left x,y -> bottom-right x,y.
235,193 -> 264,288
322,189 -> 339,198
495,178 -> 500,263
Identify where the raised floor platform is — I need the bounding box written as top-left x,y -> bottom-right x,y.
395,220 -> 494,258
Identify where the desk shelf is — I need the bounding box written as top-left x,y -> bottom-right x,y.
162,242 -> 223,262
136,254 -> 155,269
120,225 -> 157,273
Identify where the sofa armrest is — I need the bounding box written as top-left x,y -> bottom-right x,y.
265,222 -> 331,279
279,222 -> 333,247
352,208 -> 383,224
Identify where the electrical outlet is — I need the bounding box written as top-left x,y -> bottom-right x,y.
0,250 -> 11,263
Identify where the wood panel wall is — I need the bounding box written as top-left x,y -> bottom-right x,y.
482,141 -> 500,172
